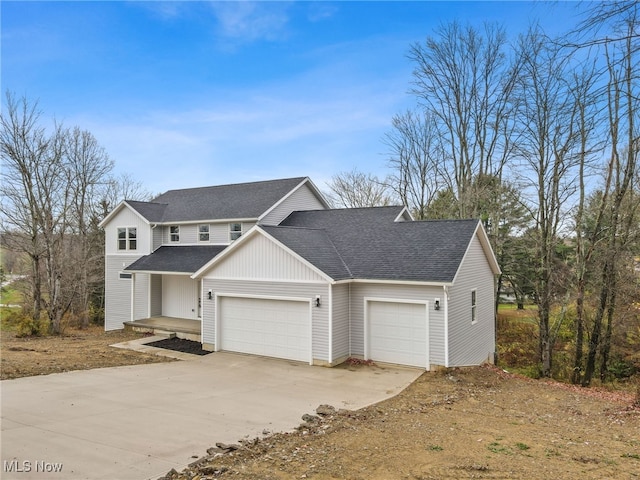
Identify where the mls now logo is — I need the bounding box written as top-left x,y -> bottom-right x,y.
3,459 -> 63,473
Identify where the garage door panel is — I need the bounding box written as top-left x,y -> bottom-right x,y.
220,297 -> 310,362
368,301 -> 427,368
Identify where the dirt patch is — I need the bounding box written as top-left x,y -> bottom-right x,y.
147,337 -> 213,356
2,327 -> 638,480
162,365 -> 640,480
0,325 -> 174,380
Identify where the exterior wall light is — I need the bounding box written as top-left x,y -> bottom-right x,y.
434,299 -> 440,311
315,295 -> 321,307
207,290 -> 213,300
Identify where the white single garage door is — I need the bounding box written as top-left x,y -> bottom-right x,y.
368,300 -> 428,368
219,296 -> 310,362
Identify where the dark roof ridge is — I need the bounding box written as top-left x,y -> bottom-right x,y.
153,176 -> 307,199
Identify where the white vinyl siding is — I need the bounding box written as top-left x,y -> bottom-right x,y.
104,208 -> 150,255
162,276 -> 199,319
210,233 -> 327,282
105,255 -> 135,330
331,283 -> 350,361
169,226 -> 180,243
367,300 -> 428,368
447,234 -> 496,366
349,283 -> 446,366
152,226 -> 163,250
198,224 -> 210,242
260,183 -> 326,225
202,280 -> 330,363
218,296 -> 310,362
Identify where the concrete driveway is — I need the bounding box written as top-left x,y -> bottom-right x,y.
1,351 -> 421,480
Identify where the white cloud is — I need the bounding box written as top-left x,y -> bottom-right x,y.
209,1 -> 293,45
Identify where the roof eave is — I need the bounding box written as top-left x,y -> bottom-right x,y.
98,201 -> 152,228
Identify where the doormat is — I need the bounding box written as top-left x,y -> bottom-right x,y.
146,337 -> 212,356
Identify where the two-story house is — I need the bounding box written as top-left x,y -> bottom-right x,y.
100,176 -> 500,370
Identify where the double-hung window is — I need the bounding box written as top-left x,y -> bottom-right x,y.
170,226 -> 180,242
117,227 -> 137,251
229,223 -> 242,241
199,224 -> 210,242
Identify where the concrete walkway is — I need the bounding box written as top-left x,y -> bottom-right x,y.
1,352 -> 422,480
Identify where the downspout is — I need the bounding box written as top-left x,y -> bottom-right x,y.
131,273 -> 136,322
328,284 -> 333,364
443,285 -> 449,368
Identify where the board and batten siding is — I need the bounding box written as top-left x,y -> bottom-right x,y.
162,275 -> 199,319
260,183 -> 326,225
447,234 -> 496,366
349,283 -> 446,366
201,279 -> 330,363
331,283 -> 350,362
104,207 -> 151,255
211,233 -> 327,282
150,274 -> 162,317
133,273 -> 150,320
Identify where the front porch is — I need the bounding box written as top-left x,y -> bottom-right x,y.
124,316 -> 201,342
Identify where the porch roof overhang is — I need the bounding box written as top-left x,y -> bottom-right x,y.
125,245 -> 227,274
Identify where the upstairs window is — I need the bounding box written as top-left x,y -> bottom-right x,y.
229,223 -> 242,241
117,227 -> 137,251
198,224 -> 210,242
170,226 -> 180,242
471,289 -> 477,324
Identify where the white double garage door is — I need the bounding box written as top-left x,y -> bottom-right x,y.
218,296 -> 428,368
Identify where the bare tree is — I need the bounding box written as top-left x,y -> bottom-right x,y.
384,110 -> 443,219
0,93 -> 49,327
569,1 -> 639,385
325,169 -> 394,208
408,21 -> 518,218
512,28 -> 586,377
1,92 -> 120,333
66,127 -> 114,327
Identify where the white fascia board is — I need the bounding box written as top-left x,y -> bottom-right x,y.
98,201 -> 151,228
254,228 -> 335,283
192,225 -> 334,282
257,177 -> 330,222
191,225 -> 262,278
450,220 -> 501,285
126,270 -> 193,276
156,217 -> 258,226
394,206 -> 414,222
332,278 -> 452,287
475,221 -> 501,275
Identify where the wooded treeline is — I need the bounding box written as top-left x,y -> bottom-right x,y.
327,2 -> 639,385
0,93 -> 149,335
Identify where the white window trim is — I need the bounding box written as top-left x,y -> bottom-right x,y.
170,225 -> 180,243
117,227 -> 137,251
471,288 -> 478,325
229,222 -> 242,241
198,224 -> 210,243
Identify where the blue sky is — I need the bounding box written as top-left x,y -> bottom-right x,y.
2,1 -> 586,195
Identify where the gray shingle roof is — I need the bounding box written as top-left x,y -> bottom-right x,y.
127,177 -> 307,223
261,226 -> 352,280
278,208 -> 480,283
126,245 -> 227,273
